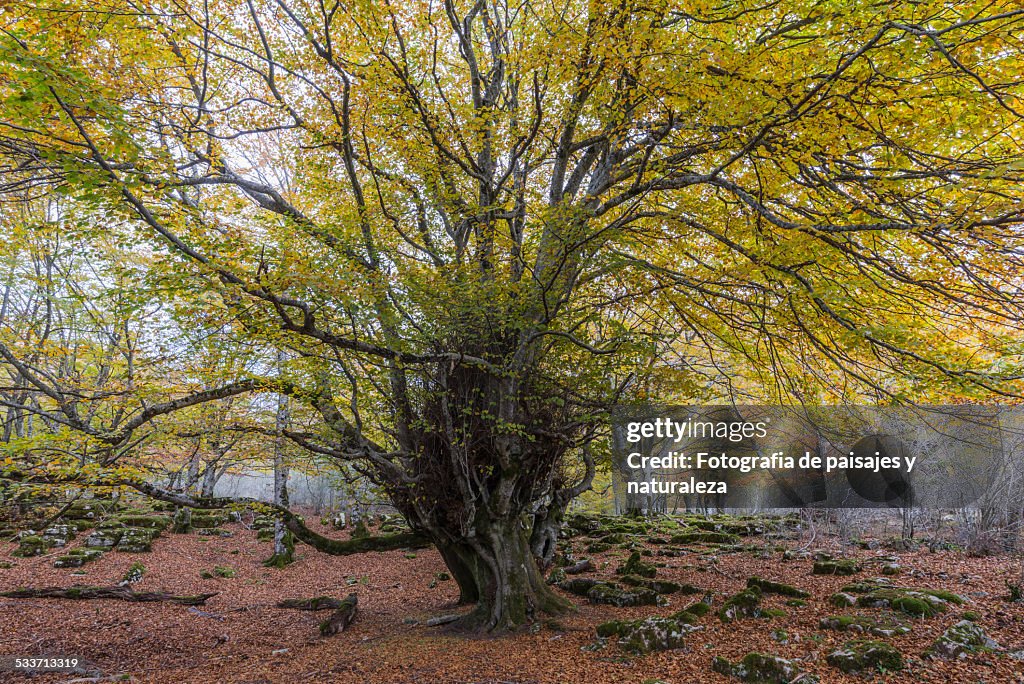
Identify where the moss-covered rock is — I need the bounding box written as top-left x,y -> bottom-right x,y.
53,548 -> 104,568
618,617 -> 699,654
712,652 -> 817,683
615,551 -> 656,578
378,516 -> 410,534
596,616 -> 700,654
719,586 -> 767,622
351,517 -> 370,539
121,561 -> 146,584
671,530 -> 742,545
820,614 -> 910,637
813,559 -> 861,576
747,576 -> 809,599
826,640 -> 903,673
42,525 -> 76,547
925,620 -> 998,659
839,578 -> 891,593
566,513 -> 602,535
116,527 -> 155,552
189,511 -> 229,528
546,568 -> 567,585
585,541 -> 612,553
85,528 -> 122,548
671,599 -> 712,624
97,518 -> 127,530
829,592 -> 855,607
557,577 -> 602,596
852,586 -> 963,618
596,619 -> 628,637
588,583 -> 661,607
252,515 -> 277,531
619,574 -> 680,594
688,518 -> 769,537
172,507 -> 192,534
12,534 -> 53,557
114,514 -> 170,532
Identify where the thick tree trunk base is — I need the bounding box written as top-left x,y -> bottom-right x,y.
438,521 -> 572,632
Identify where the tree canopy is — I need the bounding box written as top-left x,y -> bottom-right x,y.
1,0 -> 1022,630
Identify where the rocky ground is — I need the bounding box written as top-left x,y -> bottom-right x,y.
1,507 -> 1022,683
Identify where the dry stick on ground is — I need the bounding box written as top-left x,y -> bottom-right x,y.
0,585 -> 217,605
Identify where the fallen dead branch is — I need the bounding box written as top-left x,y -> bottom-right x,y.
0,585 -> 217,605
276,596 -> 348,611
277,593 -> 358,636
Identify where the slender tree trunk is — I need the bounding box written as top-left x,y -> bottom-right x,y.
200,460 -> 219,498
267,353 -> 293,567
185,448 -> 201,494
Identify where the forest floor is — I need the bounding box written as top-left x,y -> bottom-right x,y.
1,512 -> 1022,684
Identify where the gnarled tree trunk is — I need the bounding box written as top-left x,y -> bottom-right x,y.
436,518 -> 569,631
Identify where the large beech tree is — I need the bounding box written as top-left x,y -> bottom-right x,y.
1,0 -> 1023,630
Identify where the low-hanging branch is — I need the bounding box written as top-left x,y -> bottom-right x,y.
128,480 -> 432,555
1,471 -> 432,557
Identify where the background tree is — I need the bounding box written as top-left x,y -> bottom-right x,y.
0,0 -> 1022,630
